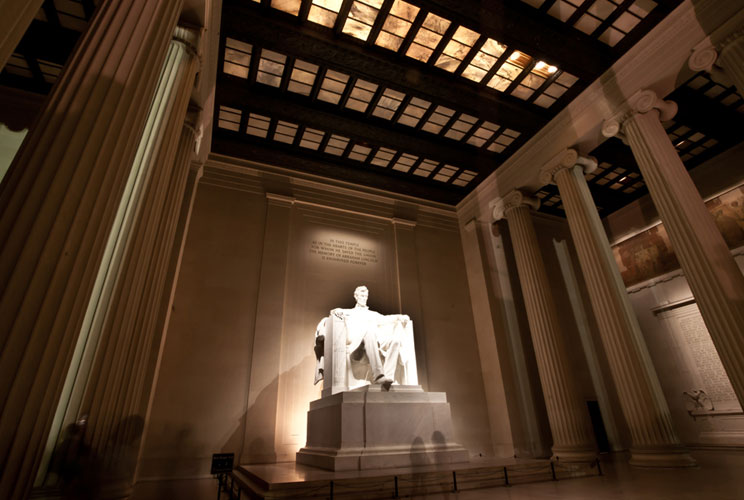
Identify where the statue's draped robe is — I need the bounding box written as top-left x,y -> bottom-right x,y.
314,306 -> 417,389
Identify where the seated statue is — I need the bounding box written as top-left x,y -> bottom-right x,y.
314,285 -> 417,392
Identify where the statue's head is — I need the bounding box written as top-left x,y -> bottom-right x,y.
353,285 -> 369,307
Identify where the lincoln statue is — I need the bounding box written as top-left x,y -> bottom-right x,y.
313,285 -> 417,391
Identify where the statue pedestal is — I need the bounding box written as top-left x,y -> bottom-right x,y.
296,385 -> 469,471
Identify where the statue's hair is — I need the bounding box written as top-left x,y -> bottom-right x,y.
354,285 -> 368,296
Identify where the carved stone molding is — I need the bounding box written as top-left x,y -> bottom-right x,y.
266,192 -> 296,206
491,190 -> 539,222
602,89 -> 678,140
539,149 -> 597,186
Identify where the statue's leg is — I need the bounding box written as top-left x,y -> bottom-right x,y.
362,330 -> 385,381
381,338 -> 401,381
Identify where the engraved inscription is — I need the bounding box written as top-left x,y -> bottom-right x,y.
680,313 -> 737,403
309,238 -> 379,266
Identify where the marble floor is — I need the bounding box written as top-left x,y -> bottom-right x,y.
407,449 -> 744,500
132,449 -> 744,499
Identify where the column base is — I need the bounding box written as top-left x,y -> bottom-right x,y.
629,446 -> 697,468
551,445 -> 598,462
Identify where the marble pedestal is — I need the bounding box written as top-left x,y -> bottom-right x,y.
296,385 -> 469,471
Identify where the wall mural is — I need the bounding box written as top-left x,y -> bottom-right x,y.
613,185 -> 744,287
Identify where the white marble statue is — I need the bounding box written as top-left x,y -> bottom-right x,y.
314,285 -> 417,391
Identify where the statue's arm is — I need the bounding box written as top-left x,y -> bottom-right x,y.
380,313 -> 410,326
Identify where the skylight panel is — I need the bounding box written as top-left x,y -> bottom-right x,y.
288,60 -> 319,95
308,0 -> 344,28
391,153 -> 418,172
348,144 -> 372,162
317,69 -> 351,104
224,38 -> 252,79
273,121 -> 299,144
487,129 -> 520,153
246,113 -> 271,137
375,0 -> 420,51
534,0 -> 656,47
462,38 -> 506,82
406,13 -> 451,62
217,106 -> 241,131
433,164 -> 458,182
370,147 -> 396,167
299,128 -> 325,149
466,121 -> 499,147
435,26 -> 479,73
547,1 -> 581,23
345,79 -> 379,112
272,0 -> 302,16
513,60 -> 557,100
444,114 -> 477,140
412,158 -> 439,177
421,105 -> 455,134
487,50 -> 529,92
537,71 -> 578,107
342,0 -> 385,41
371,88 -> 405,119
256,50 -> 287,87
452,169 -> 477,187
397,97 -> 431,127
324,134 -> 350,155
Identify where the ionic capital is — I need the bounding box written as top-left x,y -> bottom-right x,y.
173,25 -> 200,57
539,148 -> 597,186
688,43 -> 718,73
601,89 -> 678,139
491,190 -> 539,222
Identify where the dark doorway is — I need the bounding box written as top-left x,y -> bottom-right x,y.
587,400 -> 611,453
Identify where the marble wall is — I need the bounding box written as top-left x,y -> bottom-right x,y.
624,250 -> 744,447
136,158 -> 495,483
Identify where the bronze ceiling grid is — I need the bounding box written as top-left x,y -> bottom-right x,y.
215,0 -> 682,203
0,0 -> 707,210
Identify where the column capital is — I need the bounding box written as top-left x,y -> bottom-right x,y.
601,89 -> 678,139
539,149 -> 597,186
173,25 -> 200,56
491,190 -> 539,222
688,42 -> 718,73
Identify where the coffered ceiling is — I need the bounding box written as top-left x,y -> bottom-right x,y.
3,0 -> 743,214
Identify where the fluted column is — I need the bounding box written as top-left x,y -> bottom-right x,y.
540,150 -> 694,467
0,1 -> 183,498
0,0 -> 44,72
603,89 -> 744,411
717,33 -> 744,95
493,191 -> 596,461
74,28 -> 199,494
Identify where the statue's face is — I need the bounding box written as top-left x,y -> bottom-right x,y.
354,287 -> 368,307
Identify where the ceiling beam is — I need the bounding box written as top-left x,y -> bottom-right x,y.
221,1 -> 550,134
211,132 -> 468,204
669,86 -> 744,145
13,20 -> 81,66
218,76 -> 500,173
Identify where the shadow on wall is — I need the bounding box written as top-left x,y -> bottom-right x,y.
49,414 -> 145,499
222,353 -> 318,466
